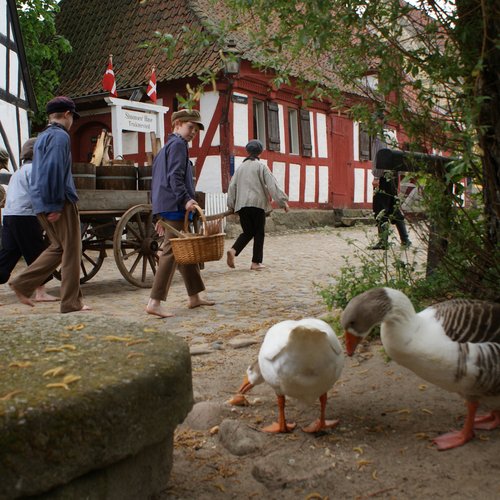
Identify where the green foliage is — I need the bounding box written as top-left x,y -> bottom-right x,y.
17,1 -> 72,127
315,232 -> 422,311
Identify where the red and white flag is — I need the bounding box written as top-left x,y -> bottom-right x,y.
102,55 -> 117,97
146,66 -> 157,103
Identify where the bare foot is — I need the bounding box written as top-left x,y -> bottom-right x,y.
188,296 -> 216,309
250,263 -> 266,271
63,304 -> 92,313
34,288 -> 60,302
9,283 -> 35,307
226,249 -> 236,268
145,304 -> 174,318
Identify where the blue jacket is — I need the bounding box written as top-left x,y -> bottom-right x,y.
151,134 -> 195,216
30,123 -> 78,214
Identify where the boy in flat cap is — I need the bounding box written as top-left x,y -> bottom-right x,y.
146,108 -> 214,318
9,96 -> 90,313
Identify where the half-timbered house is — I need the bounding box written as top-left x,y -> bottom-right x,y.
0,0 -> 37,172
56,0 -> 401,210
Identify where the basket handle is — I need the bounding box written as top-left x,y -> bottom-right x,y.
157,219 -> 187,238
184,204 -> 206,234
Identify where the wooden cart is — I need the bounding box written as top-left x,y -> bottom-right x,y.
71,190 -> 161,288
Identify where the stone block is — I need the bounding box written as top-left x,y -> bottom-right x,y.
0,314 -> 193,499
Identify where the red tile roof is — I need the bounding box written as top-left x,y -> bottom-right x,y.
56,0 -> 351,99
56,0 -> 223,98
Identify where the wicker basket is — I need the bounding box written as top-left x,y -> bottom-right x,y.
169,205 -> 225,265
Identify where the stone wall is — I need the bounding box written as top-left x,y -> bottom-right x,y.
224,209 -> 373,238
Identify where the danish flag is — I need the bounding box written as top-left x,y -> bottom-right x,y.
102,55 -> 117,97
146,66 -> 157,103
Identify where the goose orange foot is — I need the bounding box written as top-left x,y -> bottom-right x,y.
302,418 -> 340,433
474,411 -> 500,430
432,429 -> 475,451
262,421 -> 297,433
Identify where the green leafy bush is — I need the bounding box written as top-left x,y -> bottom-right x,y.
315,233 -> 422,311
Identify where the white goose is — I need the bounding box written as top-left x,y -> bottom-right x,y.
341,287 -> 500,450
234,318 -> 344,433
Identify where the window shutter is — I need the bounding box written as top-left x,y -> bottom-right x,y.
267,101 -> 280,151
300,109 -> 313,157
359,126 -> 371,160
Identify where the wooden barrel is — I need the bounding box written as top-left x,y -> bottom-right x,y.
96,165 -> 137,190
137,165 -> 152,191
72,163 -> 96,190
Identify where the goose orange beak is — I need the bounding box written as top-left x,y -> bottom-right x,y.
344,331 -> 362,356
238,374 -> 254,395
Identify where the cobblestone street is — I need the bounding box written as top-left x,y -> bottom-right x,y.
1,226 -> 382,335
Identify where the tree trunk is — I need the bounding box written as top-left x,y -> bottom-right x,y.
478,7 -> 500,246
456,0 -> 500,246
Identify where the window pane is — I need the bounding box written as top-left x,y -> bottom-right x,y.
288,109 -> 299,154
253,100 -> 266,144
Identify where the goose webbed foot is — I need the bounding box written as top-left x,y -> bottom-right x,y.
262,421 -> 296,433
474,410 -> 500,430
432,429 -> 475,451
262,394 -> 296,433
302,418 -> 340,433
433,399 -> 479,450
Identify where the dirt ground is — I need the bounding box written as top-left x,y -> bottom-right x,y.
2,225 -> 500,499
168,340 -> 500,499
164,228 -> 500,500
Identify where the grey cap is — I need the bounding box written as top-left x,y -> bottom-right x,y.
246,139 -> 264,156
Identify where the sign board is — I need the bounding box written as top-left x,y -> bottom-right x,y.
121,109 -> 158,133
105,97 -> 169,158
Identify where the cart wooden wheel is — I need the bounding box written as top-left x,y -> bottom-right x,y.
113,204 -> 160,288
52,221 -> 107,284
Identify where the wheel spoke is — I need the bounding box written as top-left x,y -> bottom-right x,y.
147,254 -> 157,275
128,253 -> 143,275
125,222 -> 142,242
82,252 -> 98,266
133,213 -> 146,239
120,241 -> 141,250
81,261 -> 89,278
122,248 -> 141,260
145,213 -> 154,237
